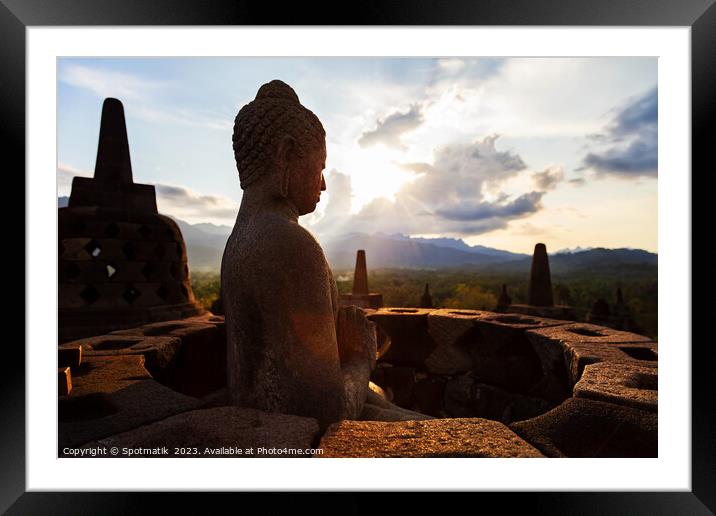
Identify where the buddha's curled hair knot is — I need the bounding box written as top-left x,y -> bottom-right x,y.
255,80 -> 301,103
232,80 -> 326,189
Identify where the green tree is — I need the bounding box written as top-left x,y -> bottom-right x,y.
443,283 -> 498,311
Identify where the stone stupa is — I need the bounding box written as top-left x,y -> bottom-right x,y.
587,298 -> 612,325
506,243 -> 576,320
339,249 -> 383,309
496,284 -> 512,312
418,283 -> 434,308
58,98 -> 205,342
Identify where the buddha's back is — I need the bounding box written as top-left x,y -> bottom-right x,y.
221,210 -> 345,424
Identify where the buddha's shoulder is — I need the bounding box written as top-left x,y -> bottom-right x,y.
233,215 -> 325,257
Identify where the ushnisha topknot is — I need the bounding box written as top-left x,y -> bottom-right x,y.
255,80 -> 301,103
232,80 -> 326,189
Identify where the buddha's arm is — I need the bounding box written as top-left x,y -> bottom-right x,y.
255,227 -> 354,426
336,305 -> 377,419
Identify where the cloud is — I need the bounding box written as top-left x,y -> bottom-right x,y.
511,222 -> 553,237
60,64 -> 232,132
358,104 -> 424,150
436,192 -> 544,221
408,134 -> 527,191
154,183 -> 239,225
437,58 -> 467,74
610,86 -> 658,138
309,134 -> 547,239
532,166 -> 565,191
130,105 -> 233,132
362,135 -> 535,235
320,170 -> 353,219
583,139 -> 657,176
430,58 -> 505,86
397,162 -> 434,174
302,169 -> 354,236
580,87 -> 657,178
60,64 -> 166,103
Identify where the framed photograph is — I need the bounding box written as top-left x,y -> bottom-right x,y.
5,0 -> 713,512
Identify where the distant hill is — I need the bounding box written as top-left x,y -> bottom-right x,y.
56,198 -> 657,274
323,233 -> 656,273
379,233 -> 526,261
160,221 -> 536,272
170,218 -> 231,272
322,233 -> 527,270
471,247 -> 657,277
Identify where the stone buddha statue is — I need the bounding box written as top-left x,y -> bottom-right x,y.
222,80 -> 379,429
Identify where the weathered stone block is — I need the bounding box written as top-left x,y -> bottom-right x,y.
111,320 -> 225,396
527,322 -> 653,345
339,293 -> 384,309
368,308 -> 438,367
507,304 -> 578,321
59,355 -> 201,450
359,402 -> 434,422
58,367 -> 72,396
425,309 -> 489,374
147,308 -> 183,322
58,345 -> 82,368
111,319 -> 214,337
200,388 -> 230,408
474,313 -> 567,357
523,327 -> 573,403
574,362 -> 657,412
317,418 -> 544,457
59,335 -> 181,381
199,314 -> 226,325
526,323 -> 656,386
363,385 -> 431,420
444,375 -> 550,423
510,397 -> 657,457
87,407 -> 320,457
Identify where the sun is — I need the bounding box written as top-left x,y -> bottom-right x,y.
335,143 -> 417,213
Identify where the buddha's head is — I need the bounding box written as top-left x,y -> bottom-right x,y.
232,80 -> 327,215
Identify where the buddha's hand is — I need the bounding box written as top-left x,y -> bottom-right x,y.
336,306 -> 377,371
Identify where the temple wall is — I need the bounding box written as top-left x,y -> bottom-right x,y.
58,308 -> 658,458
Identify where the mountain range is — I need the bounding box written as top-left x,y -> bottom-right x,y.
57,198 -> 657,274
164,217 -> 657,274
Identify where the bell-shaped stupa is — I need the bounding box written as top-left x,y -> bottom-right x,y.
58,98 -> 205,342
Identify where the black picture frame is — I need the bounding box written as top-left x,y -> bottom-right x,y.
4,0 -> 714,512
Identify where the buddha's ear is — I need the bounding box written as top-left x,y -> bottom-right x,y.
275,135 -> 295,199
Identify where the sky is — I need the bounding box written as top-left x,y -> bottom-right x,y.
57,57 -> 658,254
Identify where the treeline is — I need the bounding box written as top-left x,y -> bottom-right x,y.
192,265 -> 657,340
191,270 -> 221,311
